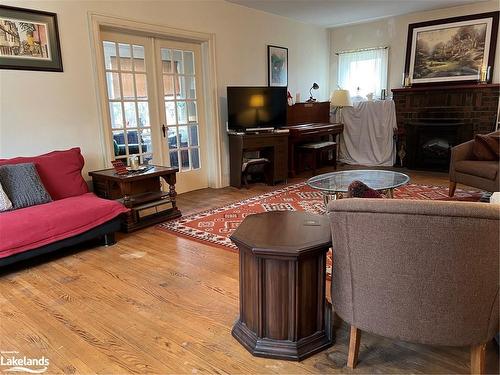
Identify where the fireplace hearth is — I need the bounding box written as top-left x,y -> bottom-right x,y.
404,120 -> 469,171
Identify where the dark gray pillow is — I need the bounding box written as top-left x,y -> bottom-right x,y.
0,163 -> 52,210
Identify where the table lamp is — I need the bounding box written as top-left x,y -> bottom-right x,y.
306,83 -> 319,102
330,89 -> 352,123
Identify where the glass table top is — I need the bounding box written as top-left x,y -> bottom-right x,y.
307,170 -> 410,194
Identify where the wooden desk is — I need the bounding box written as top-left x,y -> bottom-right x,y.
228,132 -> 288,188
89,165 -> 181,232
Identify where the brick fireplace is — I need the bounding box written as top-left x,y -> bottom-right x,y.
392,84 -> 499,170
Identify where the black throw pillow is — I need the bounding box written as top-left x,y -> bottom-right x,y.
0,163 -> 52,210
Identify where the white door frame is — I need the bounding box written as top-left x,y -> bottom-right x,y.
88,12 -> 223,188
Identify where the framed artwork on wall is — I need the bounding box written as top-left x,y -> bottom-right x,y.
404,11 -> 499,85
267,45 -> 288,87
0,5 -> 63,72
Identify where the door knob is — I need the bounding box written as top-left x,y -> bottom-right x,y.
162,124 -> 167,138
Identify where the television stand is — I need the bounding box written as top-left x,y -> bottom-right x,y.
229,132 -> 288,188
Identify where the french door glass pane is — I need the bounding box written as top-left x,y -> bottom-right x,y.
176,76 -> 186,99
103,41 -> 118,70
132,45 -> 145,71
118,43 -> 132,70
161,49 -> 172,73
176,102 -> 187,124
163,75 -> 175,99
109,102 -> 123,128
124,102 -> 137,127
180,149 -> 189,170
112,130 -> 126,157
190,148 -> 200,169
188,125 -> 199,146
185,76 -> 196,99
187,102 -> 197,123
183,51 -> 195,74
137,102 -> 150,127
106,72 -> 121,99
168,127 -> 178,149
169,151 -> 179,168
135,74 -> 148,99
165,102 -> 176,125
178,126 -> 188,148
122,73 -> 135,99
173,50 -> 183,73
140,129 -> 152,153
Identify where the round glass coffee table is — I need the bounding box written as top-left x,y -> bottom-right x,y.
307,169 -> 410,204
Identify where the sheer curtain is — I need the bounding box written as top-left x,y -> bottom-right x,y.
338,48 -> 388,99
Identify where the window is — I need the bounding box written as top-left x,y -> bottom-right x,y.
337,48 -> 388,99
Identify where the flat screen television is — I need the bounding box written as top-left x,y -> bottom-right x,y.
227,86 -> 287,131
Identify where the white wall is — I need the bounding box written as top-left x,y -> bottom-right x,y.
329,0 -> 500,92
0,0 -> 330,186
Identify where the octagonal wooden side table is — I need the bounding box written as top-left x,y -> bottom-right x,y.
230,211 -> 333,361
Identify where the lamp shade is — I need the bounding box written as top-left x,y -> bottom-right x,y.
330,89 -> 352,107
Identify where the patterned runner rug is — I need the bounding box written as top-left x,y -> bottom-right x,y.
157,182 -> 482,254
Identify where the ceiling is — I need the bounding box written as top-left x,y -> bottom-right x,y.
226,0 -> 485,28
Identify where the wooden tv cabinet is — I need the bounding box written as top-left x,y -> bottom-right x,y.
228,132 -> 288,188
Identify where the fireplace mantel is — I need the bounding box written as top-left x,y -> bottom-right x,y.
392,83 -> 500,93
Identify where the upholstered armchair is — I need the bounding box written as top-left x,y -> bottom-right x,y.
449,131 -> 499,196
328,199 -> 499,374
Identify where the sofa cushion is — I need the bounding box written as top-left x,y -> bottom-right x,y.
0,192 -> 128,259
472,134 -> 500,161
0,182 -> 12,212
0,148 -> 88,200
0,163 -> 52,209
455,160 -> 498,180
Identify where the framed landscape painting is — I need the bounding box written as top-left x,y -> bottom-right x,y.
0,5 -> 63,72
405,12 -> 499,85
268,45 -> 288,87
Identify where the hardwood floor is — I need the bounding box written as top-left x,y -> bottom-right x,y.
1,165 -> 498,374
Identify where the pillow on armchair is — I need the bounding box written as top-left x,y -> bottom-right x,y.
472,134 -> 500,161
348,180 -> 384,198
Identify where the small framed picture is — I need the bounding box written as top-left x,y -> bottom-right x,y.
268,45 -> 288,87
405,11 -> 499,85
0,5 -> 63,72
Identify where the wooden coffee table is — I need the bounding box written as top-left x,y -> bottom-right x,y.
230,211 -> 333,361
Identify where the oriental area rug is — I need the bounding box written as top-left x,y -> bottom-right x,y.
157,182 -> 482,278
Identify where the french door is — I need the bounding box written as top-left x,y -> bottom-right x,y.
100,31 -> 208,193
154,39 -> 207,193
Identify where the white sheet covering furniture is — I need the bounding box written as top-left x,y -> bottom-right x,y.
339,100 -> 397,166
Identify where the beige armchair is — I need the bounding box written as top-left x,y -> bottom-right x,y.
449,131 -> 499,196
328,198 -> 499,374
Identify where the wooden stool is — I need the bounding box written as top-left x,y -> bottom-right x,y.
299,141 -> 337,175
241,157 -> 269,188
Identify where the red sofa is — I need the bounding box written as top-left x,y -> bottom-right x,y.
0,148 -> 128,266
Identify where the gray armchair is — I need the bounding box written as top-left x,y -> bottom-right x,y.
328,198 -> 499,374
449,131 -> 499,196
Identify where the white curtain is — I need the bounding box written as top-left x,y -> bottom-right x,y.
338,48 -> 388,99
